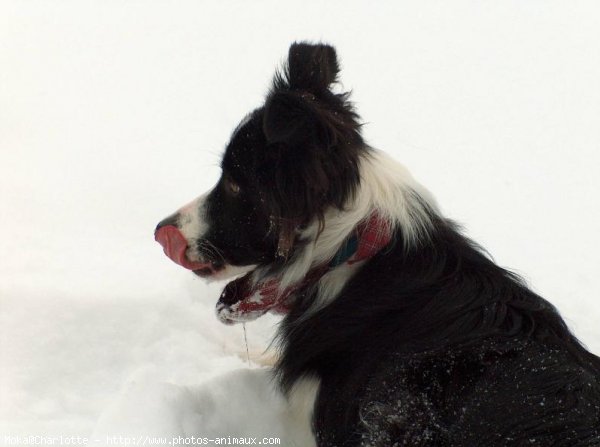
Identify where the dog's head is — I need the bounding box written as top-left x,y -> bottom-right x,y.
155,42 -> 365,282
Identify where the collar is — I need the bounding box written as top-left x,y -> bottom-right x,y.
216,212 -> 392,325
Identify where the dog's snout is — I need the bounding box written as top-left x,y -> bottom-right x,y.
154,220 -> 214,272
155,213 -> 180,232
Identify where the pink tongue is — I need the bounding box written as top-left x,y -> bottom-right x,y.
154,225 -> 212,271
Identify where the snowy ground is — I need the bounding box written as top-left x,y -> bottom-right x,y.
1,1 -> 599,445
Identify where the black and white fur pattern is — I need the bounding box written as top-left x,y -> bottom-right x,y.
157,43 -> 600,446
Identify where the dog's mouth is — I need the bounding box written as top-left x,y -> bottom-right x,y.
155,225 -> 225,275
155,225 -> 276,323
192,266 -> 219,278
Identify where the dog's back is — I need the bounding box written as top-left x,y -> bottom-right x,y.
278,216 -> 600,446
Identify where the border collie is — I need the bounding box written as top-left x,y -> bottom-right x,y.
155,43 -> 600,446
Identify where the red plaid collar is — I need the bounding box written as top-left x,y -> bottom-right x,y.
216,212 -> 392,325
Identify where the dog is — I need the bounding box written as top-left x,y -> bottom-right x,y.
155,42 -> 600,446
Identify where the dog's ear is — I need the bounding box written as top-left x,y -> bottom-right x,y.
258,42 -> 362,224
263,91 -> 325,145
260,92 -> 361,222
282,42 -> 340,92
264,42 -> 343,144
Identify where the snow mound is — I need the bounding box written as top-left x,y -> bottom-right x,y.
90,368 -> 315,446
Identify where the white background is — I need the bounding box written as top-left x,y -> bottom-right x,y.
1,0 -> 599,441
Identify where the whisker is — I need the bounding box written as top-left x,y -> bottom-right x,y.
199,239 -> 226,263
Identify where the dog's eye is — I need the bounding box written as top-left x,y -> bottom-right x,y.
227,179 -> 241,196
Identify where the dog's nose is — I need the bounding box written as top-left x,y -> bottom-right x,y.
155,213 -> 180,232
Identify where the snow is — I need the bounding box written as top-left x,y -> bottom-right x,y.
1,1 -> 599,444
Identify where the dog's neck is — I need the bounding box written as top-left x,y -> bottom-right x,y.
216,150 -> 438,324
215,212 -> 392,324
279,149 -> 437,291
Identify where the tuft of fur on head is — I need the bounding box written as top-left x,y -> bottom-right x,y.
283,43 -> 340,92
